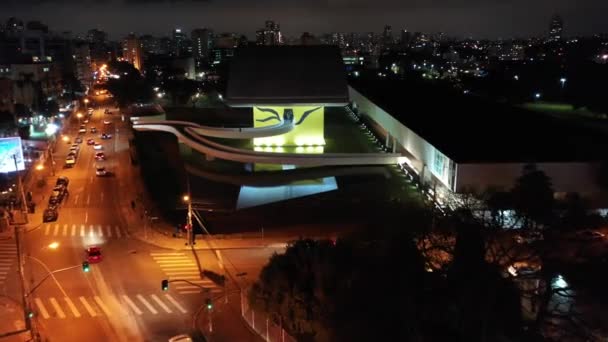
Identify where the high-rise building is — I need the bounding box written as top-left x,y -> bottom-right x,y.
400,29 -> 412,47
256,20 -> 282,45
173,28 -> 188,56
74,42 -> 92,88
123,33 -> 143,71
382,25 -> 393,47
548,15 -> 564,42
140,35 -> 162,55
191,28 -> 213,65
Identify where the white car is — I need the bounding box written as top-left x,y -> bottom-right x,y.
93,143 -> 103,150
103,120 -> 111,125
78,128 -> 86,134
168,335 -> 192,342
95,166 -> 107,176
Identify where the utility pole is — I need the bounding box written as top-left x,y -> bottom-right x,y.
12,155 -> 37,341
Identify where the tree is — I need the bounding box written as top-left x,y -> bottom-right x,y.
511,164 -> 555,229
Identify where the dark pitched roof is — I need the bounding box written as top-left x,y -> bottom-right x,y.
350,78 -> 608,163
226,46 -> 348,107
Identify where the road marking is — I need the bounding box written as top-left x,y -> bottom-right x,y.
62,224 -> 68,236
86,194 -> 90,205
85,211 -> 88,223
74,194 -> 79,205
71,225 -> 76,236
94,296 -> 112,317
178,290 -> 202,294
89,225 -> 95,237
116,226 -> 122,238
176,285 -> 203,290
152,256 -> 190,260
165,272 -> 201,276
156,261 -> 197,265
79,297 -> 97,317
150,294 -> 172,313
168,275 -> 204,280
106,226 -> 112,237
98,225 -> 103,237
122,295 -> 142,315
53,225 -> 59,236
64,297 -> 81,318
44,225 -> 50,236
49,297 -> 66,319
35,298 -> 50,319
150,253 -> 185,256
165,294 -> 187,314
101,192 -> 104,201
136,295 -> 157,314
80,225 -> 85,237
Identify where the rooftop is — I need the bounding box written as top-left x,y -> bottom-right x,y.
350,78 -> 608,163
226,46 -> 349,107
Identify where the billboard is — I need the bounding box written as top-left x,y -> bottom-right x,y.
0,137 -> 25,173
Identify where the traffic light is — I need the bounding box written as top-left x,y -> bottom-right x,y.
206,298 -> 213,310
161,279 -> 169,291
82,261 -> 90,272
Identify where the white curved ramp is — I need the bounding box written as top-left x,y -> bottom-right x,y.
132,121 -> 402,167
131,119 -> 294,139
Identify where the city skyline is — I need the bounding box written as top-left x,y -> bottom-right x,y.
3,0 -> 608,39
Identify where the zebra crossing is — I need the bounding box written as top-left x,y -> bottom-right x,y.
151,252 -> 224,295
43,224 -> 128,238
32,293 -> 188,319
0,240 -> 16,285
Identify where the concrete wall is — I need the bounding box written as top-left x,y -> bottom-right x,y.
456,162 -> 600,196
349,86 -> 456,190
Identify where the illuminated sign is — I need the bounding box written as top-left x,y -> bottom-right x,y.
253,106 -> 325,147
0,137 -> 25,173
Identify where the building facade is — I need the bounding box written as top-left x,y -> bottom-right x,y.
123,33 -> 143,71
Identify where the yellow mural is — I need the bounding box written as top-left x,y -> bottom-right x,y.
253,106 -> 325,147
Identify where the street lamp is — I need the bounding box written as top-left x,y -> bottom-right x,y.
559,77 -> 567,88
76,112 -> 83,126
35,164 -> 44,171
84,98 -> 89,110
62,135 -> 69,143
183,194 -> 193,245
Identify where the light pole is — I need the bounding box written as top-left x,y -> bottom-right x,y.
84,98 -> 89,110
183,195 -> 193,246
76,112 -> 83,127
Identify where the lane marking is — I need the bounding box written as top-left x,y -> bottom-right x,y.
86,194 -> 90,205
89,225 -> 95,237
35,298 -> 50,319
44,225 -> 50,236
64,297 -> 81,318
79,297 -> 97,317
94,296 -> 112,317
116,226 -> 122,238
176,285 -> 203,290
106,226 -> 112,237
49,297 -> 66,319
80,225 -> 85,237
165,294 -> 187,314
136,295 -> 157,314
71,225 -> 76,236
74,194 -> 79,205
122,295 -> 142,315
98,225 -> 103,237
165,272 -> 201,276
150,294 -> 172,313
62,224 -> 68,236
178,290 -> 202,294
85,211 -> 88,224
53,225 -> 59,236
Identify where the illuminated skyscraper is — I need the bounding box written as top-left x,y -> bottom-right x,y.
191,28 -> 213,66
548,14 -> 563,42
123,33 -> 142,71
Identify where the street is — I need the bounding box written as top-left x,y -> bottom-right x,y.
0,98 -> 267,342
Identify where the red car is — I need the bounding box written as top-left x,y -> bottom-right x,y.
95,152 -> 106,161
86,247 -> 102,263
87,139 -> 95,145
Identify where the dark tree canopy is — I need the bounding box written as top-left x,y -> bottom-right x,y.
511,164 -> 555,228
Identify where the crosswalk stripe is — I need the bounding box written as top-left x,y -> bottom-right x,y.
0,266 -> 10,270
53,225 -> 59,236
71,225 -> 76,236
152,256 -> 189,259
80,225 -> 85,237
35,298 -> 50,319
165,295 -> 187,314
116,226 -> 122,238
62,224 -> 68,236
162,266 -> 199,270
169,275 -> 204,280
122,295 -> 142,315
106,226 -> 112,238
44,225 -> 50,236
0,275 -> 6,280
49,297 -> 66,319
157,262 -> 197,266
79,297 -> 97,317
150,294 -> 172,313
94,296 -> 112,317
89,225 -> 95,237
0,251 -> 15,255
150,253 -> 185,256
97,225 -> 103,237
176,285 -> 202,290
178,290 -> 202,294
136,295 -> 157,314
0,245 -> 16,250
64,297 -> 81,318
165,272 -> 200,276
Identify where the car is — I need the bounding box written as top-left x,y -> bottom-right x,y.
67,151 -> 77,159
577,230 -> 606,240
48,195 -> 60,206
93,143 -> 103,150
83,119 -> 89,124
71,143 -> 79,150
90,127 -> 97,133
86,246 -> 102,263
103,120 -> 111,125
95,166 -> 107,176
42,209 -> 58,223
168,335 -> 192,342
65,156 -> 76,168
87,108 -> 94,113
87,139 -> 95,145
101,133 -> 112,139
78,128 -> 86,134
104,109 -> 110,114
95,152 -> 106,161
52,186 -> 66,200
75,137 -> 83,144
55,176 -> 69,187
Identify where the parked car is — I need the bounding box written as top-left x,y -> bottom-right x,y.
65,156 -> 76,168
75,137 -> 83,144
95,166 -> 107,176
95,152 -> 106,161
90,127 -> 97,133
101,133 -> 112,140
93,143 -> 103,150
43,209 -> 58,222
56,176 -> 69,187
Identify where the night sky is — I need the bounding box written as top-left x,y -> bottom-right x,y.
4,0 -> 608,39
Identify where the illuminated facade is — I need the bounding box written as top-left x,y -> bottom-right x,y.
123,33 -> 142,71
252,106 -> 325,147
